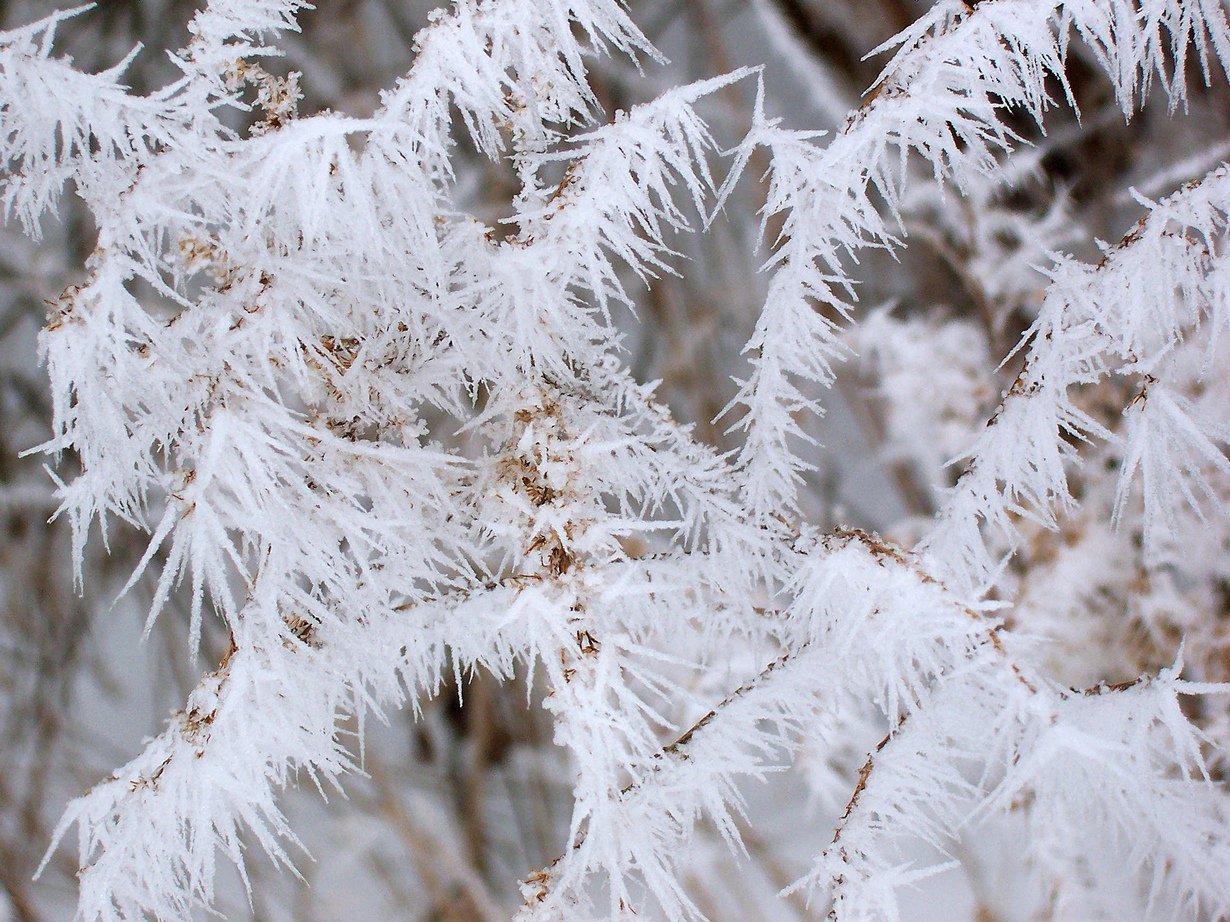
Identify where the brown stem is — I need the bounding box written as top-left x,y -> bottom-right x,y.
367,757 -> 503,922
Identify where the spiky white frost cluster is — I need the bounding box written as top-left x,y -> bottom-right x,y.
1,0 -> 1230,919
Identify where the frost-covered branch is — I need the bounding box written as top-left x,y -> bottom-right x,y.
4,0 -> 1230,918
924,163 -> 1230,590
723,0 -> 1230,519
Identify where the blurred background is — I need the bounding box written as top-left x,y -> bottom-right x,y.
1,1 -> 1228,919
